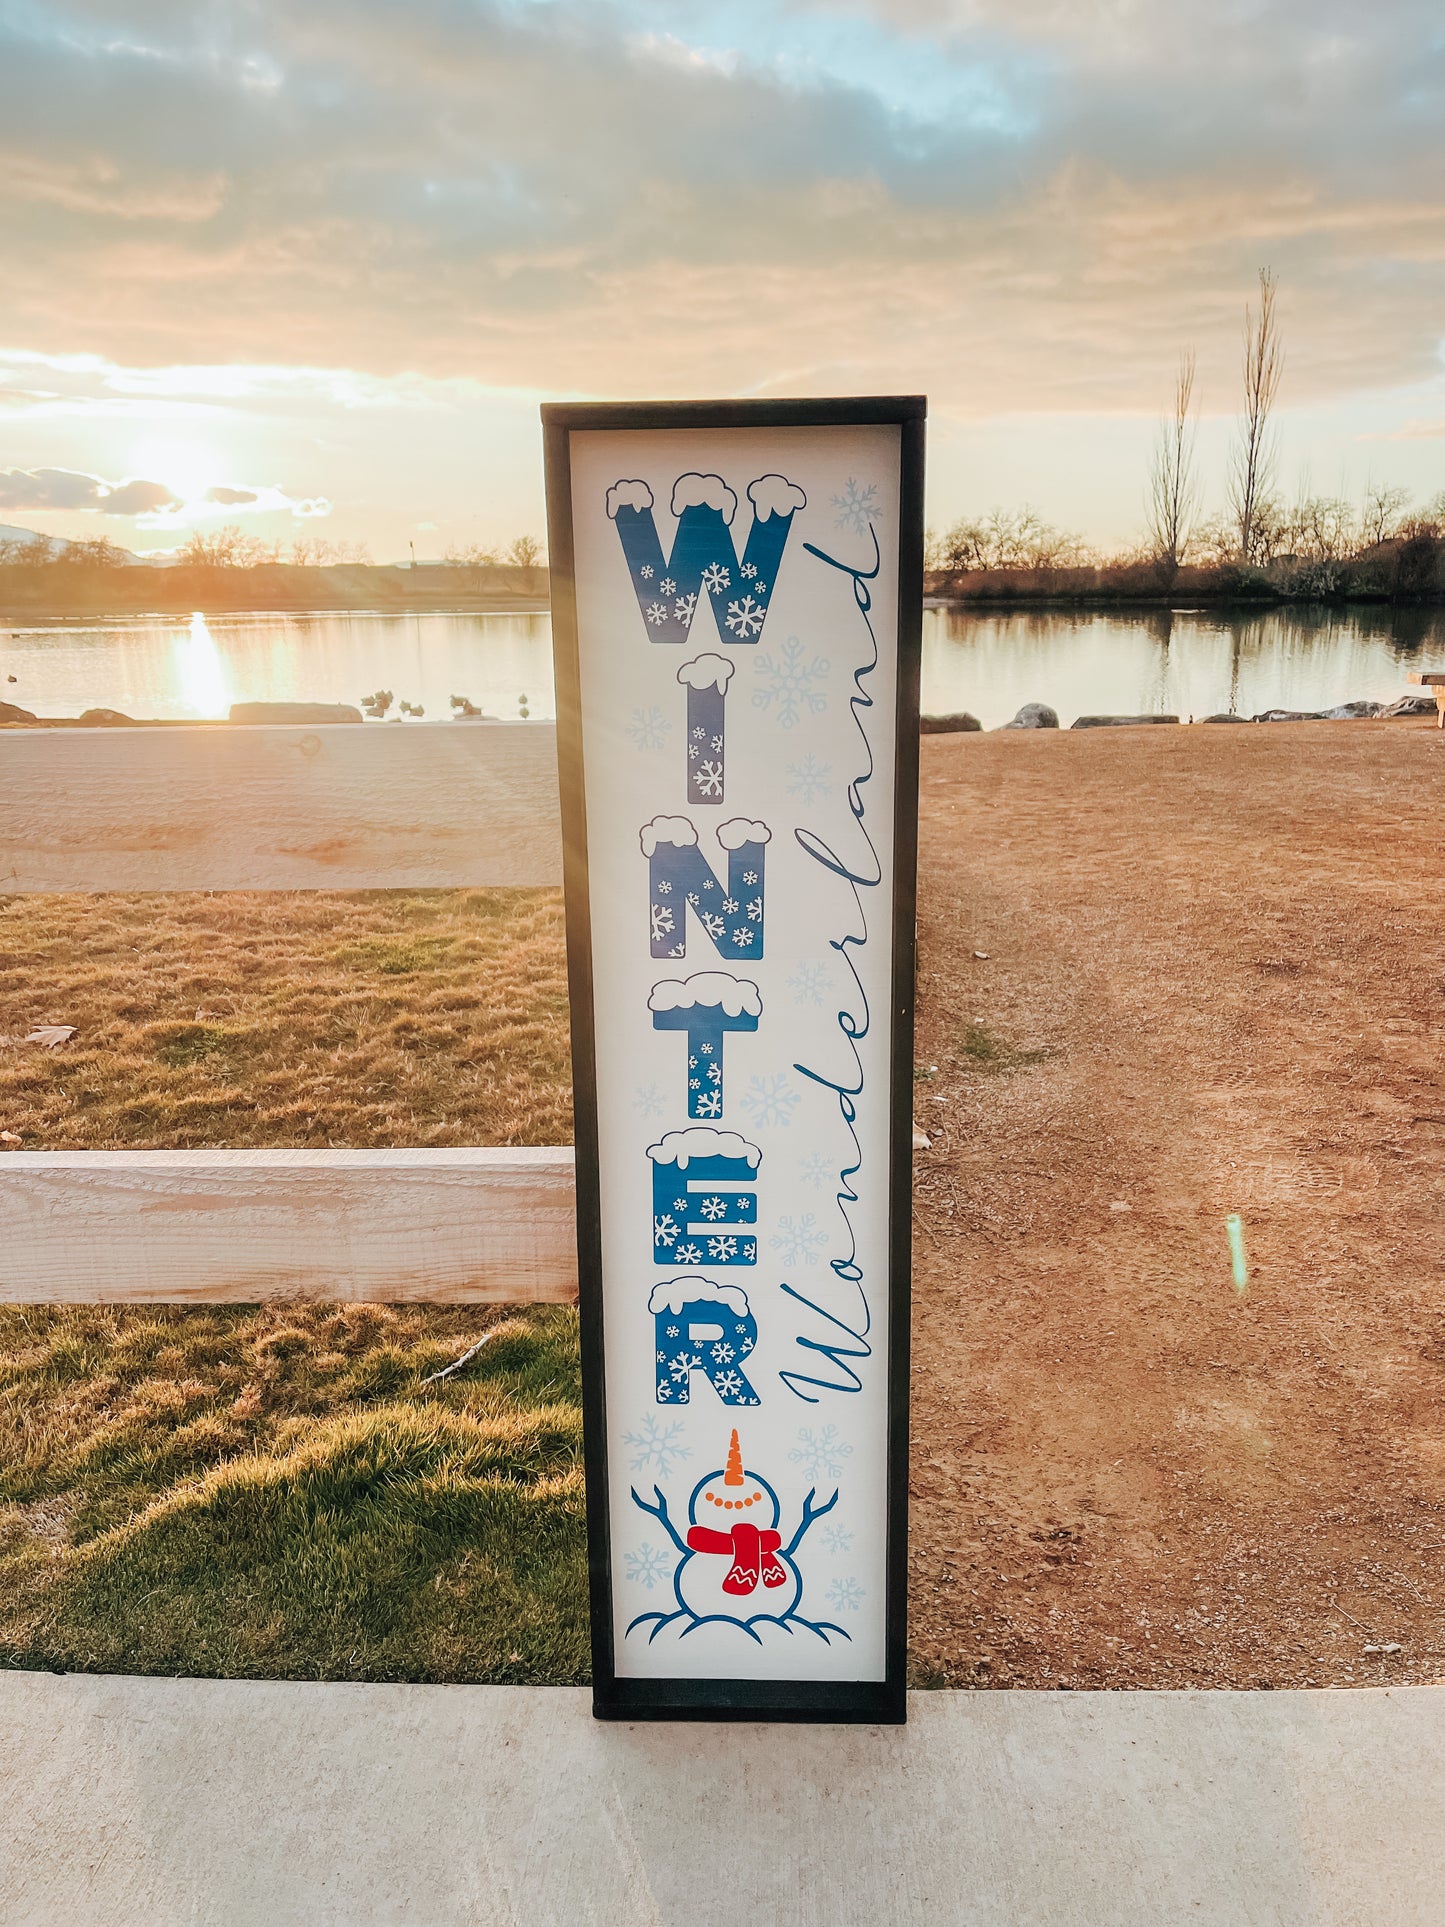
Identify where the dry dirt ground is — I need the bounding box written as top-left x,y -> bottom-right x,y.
908,718 -> 1445,1689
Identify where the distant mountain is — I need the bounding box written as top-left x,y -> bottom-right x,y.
0,524 -> 144,562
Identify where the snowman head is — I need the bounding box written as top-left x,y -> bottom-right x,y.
691,1428 -> 780,1530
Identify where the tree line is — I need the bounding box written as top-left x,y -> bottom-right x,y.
0,528 -> 549,573
931,268 -> 1445,595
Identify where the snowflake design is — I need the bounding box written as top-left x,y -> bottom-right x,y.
790,1423 -> 854,1480
674,593 -> 697,623
797,1151 -> 832,1191
692,725 -> 706,740
699,1195 -> 727,1221
699,910 -> 725,939
722,897 -> 737,914
732,928 -> 754,947
746,897 -> 763,923
653,1214 -> 679,1248
650,903 -> 675,942
633,1083 -> 665,1120
741,1072 -> 801,1129
786,752 -> 833,804
826,1576 -> 865,1613
646,601 -> 669,627
696,1091 -> 722,1117
675,1243 -> 702,1265
754,581 -> 766,594
753,638 -> 830,730
657,880 -> 672,894
770,1212 -> 825,1267
821,1522 -> 854,1555
711,734 -> 723,751
696,760 -> 723,797
624,1415 -> 691,1477
659,577 -> 676,595
640,564 -> 654,579
715,1370 -> 743,1399
711,1341 -> 735,1364
699,1043 -> 714,1056
625,706 -> 671,751
742,870 -> 758,886
701,561 -> 731,597
831,477 -> 880,535
708,1235 -> 737,1260
741,561 -> 757,578
625,1542 -> 674,1591
788,961 -> 832,1007
706,1063 -> 721,1084
725,594 -> 765,639
670,1353 -> 700,1382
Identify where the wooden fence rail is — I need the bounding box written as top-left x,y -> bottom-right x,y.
0,1148 -> 577,1304
0,720 -> 578,1304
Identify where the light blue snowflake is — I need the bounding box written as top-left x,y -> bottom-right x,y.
625,1542 -> 674,1591
625,706 -> 671,751
632,1083 -> 665,1120
831,478 -> 879,535
786,752 -> 833,804
797,1151 -> 832,1191
752,638 -> 829,730
826,1575 -> 865,1613
740,1072 -> 800,1129
821,1522 -> 854,1555
791,1423 -> 853,1480
770,1212 -> 825,1267
624,1416 -> 692,1478
787,961 -> 832,1007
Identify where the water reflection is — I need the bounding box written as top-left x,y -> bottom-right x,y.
0,603 -> 1439,726
172,611 -> 230,717
920,604 -> 1445,728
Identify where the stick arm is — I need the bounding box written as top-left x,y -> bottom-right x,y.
784,1485 -> 839,1558
630,1483 -> 690,1557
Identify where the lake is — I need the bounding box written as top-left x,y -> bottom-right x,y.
1,603 -> 1440,729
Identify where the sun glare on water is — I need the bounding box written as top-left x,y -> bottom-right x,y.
173,611 -> 230,717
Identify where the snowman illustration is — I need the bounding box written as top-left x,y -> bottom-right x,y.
627,1427 -> 848,1645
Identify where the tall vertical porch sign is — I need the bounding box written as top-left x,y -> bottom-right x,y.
543,398 -> 923,1722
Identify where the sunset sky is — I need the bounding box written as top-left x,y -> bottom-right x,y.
0,0 -> 1441,559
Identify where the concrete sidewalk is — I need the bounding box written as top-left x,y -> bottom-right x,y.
3,1672 -> 1442,1925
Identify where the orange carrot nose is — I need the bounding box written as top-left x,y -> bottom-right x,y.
724,1429 -> 745,1486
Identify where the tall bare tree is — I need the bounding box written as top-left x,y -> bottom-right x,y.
1360,480 -> 1409,548
1147,347 -> 1198,572
1229,267 -> 1283,563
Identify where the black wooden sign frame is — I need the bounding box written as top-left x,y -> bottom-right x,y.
543,396 -> 923,1723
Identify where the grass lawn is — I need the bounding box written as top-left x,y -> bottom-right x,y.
0,889 -> 587,1684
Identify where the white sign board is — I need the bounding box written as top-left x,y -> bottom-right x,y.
545,399 -> 922,1722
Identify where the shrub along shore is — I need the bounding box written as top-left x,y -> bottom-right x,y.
2,529 -> 1444,620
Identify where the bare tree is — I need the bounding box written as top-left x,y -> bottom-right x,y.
1229,268 -> 1283,564
1360,481 -> 1409,548
1147,347 -> 1198,572
507,534 -> 543,567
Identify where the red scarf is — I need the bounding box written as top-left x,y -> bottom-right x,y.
686,1521 -> 786,1596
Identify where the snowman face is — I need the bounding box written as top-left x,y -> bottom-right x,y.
688,1468 -> 781,1531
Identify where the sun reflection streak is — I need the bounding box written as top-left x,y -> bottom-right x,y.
173,611 -> 229,717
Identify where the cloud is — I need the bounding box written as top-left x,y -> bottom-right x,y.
0,465 -> 180,515
206,485 -> 258,504
0,0 -> 1437,419
100,477 -> 181,515
0,466 -> 107,510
